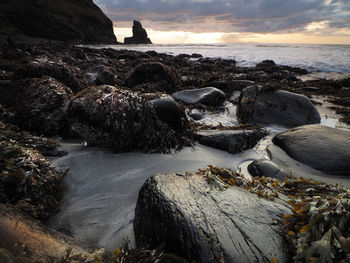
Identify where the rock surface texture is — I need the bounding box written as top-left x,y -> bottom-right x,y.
248,159 -> 290,180
135,173 -> 291,263
0,0 -> 117,44
172,87 -> 226,107
124,20 -> 152,44
272,124 -> 350,175
237,86 -> 320,127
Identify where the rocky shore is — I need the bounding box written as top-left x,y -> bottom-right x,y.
1,40 -> 350,262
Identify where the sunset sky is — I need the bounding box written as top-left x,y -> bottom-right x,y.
94,0 -> 350,44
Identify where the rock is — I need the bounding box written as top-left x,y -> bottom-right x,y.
248,159 -> 290,180
202,79 -> 230,94
1,76 -> 73,136
237,85 -> 320,127
231,80 -> 255,91
196,129 -> 267,154
188,109 -> 203,120
85,65 -> 115,86
134,173 -> 291,263
0,205 -> 93,263
0,248 -> 16,263
151,96 -> 184,131
126,62 -> 175,93
272,124 -> 350,175
0,137 -> 64,220
172,87 -> 226,107
68,86 -> 190,153
124,20 -> 152,44
0,0 -> 117,44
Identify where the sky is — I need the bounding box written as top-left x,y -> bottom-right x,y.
94,0 -> 350,44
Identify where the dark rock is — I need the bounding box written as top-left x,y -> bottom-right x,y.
151,96 -> 184,131
190,53 -> 202,58
0,205 -> 92,263
172,87 -> 226,107
68,86 -> 190,153
196,129 -> 267,154
202,79 -> 231,94
0,0 -> 117,44
134,173 -> 291,263
0,248 -> 16,263
188,109 -> 203,120
85,65 -> 115,86
145,50 -> 158,57
231,80 -> 255,91
126,62 -> 176,93
272,124 -> 350,175
124,20 -> 152,44
248,159 -> 290,180
237,85 -> 320,127
1,76 -> 73,136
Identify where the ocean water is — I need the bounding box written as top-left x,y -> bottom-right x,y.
90,43 -> 350,73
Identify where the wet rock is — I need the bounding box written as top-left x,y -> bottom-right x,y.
188,109 -> 203,120
126,62 -> 176,93
124,20 -> 152,44
14,57 -> 87,93
85,65 -> 115,86
1,76 -> 73,136
248,159 -> 290,180
231,80 -> 255,91
68,86 -> 190,153
237,85 -> 320,127
172,87 -> 226,107
272,124 -> 350,175
196,129 -> 267,154
0,0 -> 117,44
0,138 -> 64,220
151,96 -> 185,132
0,205 -> 92,263
191,53 -> 202,58
202,79 -> 230,94
134,173 -> 291,263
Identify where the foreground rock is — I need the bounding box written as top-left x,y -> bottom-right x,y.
135,172 -> 291,263
68,86 -> 190,153
196,129 -> 267,154
124,20 -> 152,44
0,0 -> 116,43
237,86 -> 320,127
248,159 -> 290,180
172,87 -> 226,107
272,124 -> 350,175
0,205 -> 93,263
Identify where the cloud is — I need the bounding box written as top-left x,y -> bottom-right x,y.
95,0 -> 350,35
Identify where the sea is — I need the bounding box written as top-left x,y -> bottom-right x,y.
88,43 -> 350,74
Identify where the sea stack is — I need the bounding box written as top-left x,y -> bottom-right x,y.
124,20 -> 152,44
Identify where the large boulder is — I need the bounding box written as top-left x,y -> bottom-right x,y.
124,20 -> 152,44
237,86 -> 320,127
85,65 -> 115,86
134,172 -> 291,263
0,0 -> 117,44
68,86 -> 190,153
172,87 -> 226,107
272,124 -> 350,175
196,129 -> 267,154
1,76 -> 73,136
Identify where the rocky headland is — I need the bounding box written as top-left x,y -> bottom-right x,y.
0,40 -> 350,263
124,20 -> 152,45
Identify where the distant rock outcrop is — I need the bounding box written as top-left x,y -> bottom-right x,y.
0,0 -> 117,44
124,20 -> 152,44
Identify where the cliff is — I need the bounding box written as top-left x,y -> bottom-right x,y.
0,0 -> 117,44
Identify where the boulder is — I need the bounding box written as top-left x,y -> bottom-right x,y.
68,86 -> 190,153
126,62 -> 175,93
188,109 -> 203,120
85,65 -> 115,86
202,79 -> 230,94
0,0 -> 117,44
124,20 -> 152,44
172,87 -> 226,107
150,96 -> 184,131
272,124 -> 350,175
134,173 -> 291,263
231,80 -> 255,91
1,76 -> 73,136
248,159 -> 290,180
0,205 -> 95,263
196,129 -> 267,154
237,86 -> 320,127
